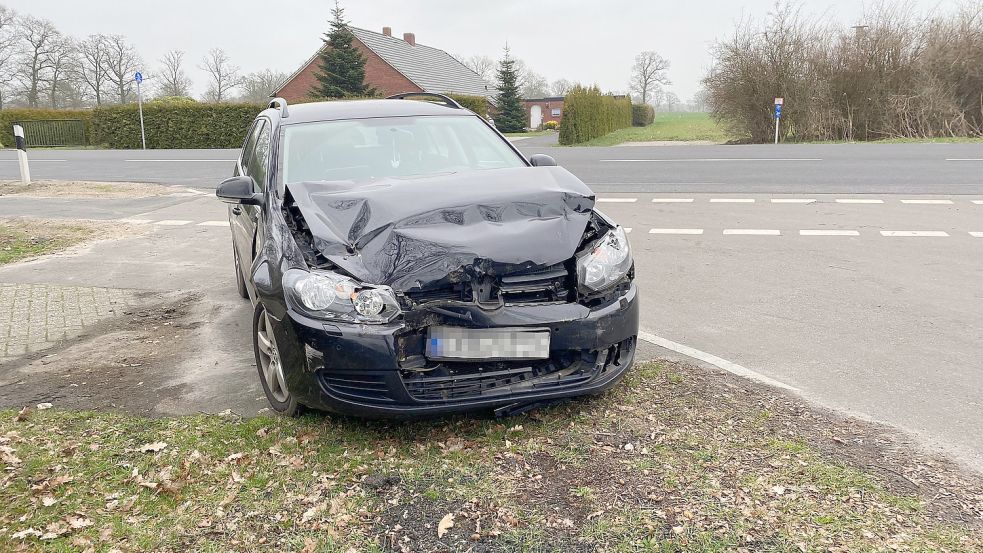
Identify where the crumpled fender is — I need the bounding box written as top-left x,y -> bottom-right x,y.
286,166 -> 596,291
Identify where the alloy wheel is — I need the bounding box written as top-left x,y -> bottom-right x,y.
256,310 -> 288,403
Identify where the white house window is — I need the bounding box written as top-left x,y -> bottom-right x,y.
551,108 -> 562,117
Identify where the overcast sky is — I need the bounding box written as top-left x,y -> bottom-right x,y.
6,0 -> 964,101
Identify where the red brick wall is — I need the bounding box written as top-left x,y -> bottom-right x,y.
522,99 -> 565,128
276,39 -> 422,102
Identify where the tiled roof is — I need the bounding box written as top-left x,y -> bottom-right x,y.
350,27 -> 495,98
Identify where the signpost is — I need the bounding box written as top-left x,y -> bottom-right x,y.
774,97 -> 783,145
135,71 -> 146,150
12,124 -> 30,184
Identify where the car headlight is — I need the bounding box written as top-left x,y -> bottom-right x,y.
577,226 -> 632,292
282,268 -> 401,323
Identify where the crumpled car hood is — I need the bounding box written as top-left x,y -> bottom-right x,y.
286,166 -> 596,291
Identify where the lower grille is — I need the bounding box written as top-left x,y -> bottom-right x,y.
319,372 -> 394,403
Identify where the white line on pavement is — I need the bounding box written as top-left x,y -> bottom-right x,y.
710,198 -> 755,203
649,228 -> 704,235
638,330 -> 799,392
600,158 -> 822,162
946,158 -> 983,161
723,229 -> 781,235
155,220 -> 193,226
124,159 -> 235,162
799,229 -> 860,236
118,218 -> 154,224
596,198 -> 638,203
973,201 -> 983,205
969,232 -> 983,238
0,159 -> 66,162
836,199 -> 884,204
771,198 -> 816,204
623,228 -> 633,234
900,199 -> 954,204
880,230 -> 949,237
651,198 -> 695,203
198,221 -> 230,227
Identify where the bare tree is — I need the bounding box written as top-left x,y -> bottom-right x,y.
549,78 -> 573,97
238,69 -> 287,103
103,34 -> 142,103
77,34 -> 110,105
0,5 -> 18,108
520,70 -> 549,98
13,14 -> 60,107
46,35 -> 78,108
199,48 -> 240,102
156,49 -> 192,97
629,51 -> 671,105
462,54 -> 495,82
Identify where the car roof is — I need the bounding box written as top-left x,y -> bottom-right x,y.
265,98 -> 476,125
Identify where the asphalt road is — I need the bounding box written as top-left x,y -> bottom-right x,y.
3,142 -> 983,193
2,142 -> 983,469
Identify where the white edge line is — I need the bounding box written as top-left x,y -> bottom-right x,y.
124,159 -> 236,162
649,228 -> 704,235
599,158 -> 822,162
799,230 -> 860,236
946,158 -> 983,161
638,330 -> 799,392
197,221 -> 230,227
118,218 -> 154,224
596,198 -> 638,203
154,220 -> 193,226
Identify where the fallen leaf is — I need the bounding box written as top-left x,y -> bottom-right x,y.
36,403 -> 53,410
139,442 -> 167,453
13,406 -> 31,422
12,528 -> 42,539
41,496 -> 58,507
67,516 -> 93,530
437,513 -> 455,538
301,538 -> 317,553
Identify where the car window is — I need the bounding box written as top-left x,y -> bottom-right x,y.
240,120 -> 263,172
247,120 -> 271,191
280,115 -> 525,184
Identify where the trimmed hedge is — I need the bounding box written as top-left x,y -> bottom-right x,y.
92,103 -> 263,149
0,108 -> 94,148
558,85 -> 632,145
447,94 -> 488,117
632,104 -> 655,127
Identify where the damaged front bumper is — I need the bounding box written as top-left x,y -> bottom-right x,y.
270,282 -> 639,417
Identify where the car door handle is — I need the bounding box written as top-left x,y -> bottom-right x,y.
231,206 -> 242,215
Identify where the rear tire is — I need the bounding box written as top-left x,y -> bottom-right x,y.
234,247 -> 249,299
253,304 -> 303,417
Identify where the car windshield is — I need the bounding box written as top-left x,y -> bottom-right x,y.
280,115 -> 526,183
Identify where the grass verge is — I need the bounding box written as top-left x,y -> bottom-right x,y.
1,362 -> 980,551
578,113 -> 737,146
0,218 -> 129,265
503,130 -> 553,138
0,180 -> 177,199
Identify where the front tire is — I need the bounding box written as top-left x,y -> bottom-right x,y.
253,305 -> 302,416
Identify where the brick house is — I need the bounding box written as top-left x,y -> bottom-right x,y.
522,97 -> 565,129
274,27 -> 494,103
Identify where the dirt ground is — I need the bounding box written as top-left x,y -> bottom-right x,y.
0,217 -> 141,265
0,180 -> 183,199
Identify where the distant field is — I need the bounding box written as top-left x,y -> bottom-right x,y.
579,112 -> 737,146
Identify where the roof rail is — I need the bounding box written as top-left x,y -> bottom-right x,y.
268,97 -> 289,118
385,92 -> 463,110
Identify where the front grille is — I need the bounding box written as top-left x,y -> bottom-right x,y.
319,371 -> 394,403
401,262 -> 574,307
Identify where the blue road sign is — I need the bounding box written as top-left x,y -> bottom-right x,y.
775,104 -> 782,118
134,72 -> 143,84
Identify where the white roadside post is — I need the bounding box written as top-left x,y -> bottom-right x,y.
774,97 -> 783,145
135,71 -> 146,150
13,124 -> 31,184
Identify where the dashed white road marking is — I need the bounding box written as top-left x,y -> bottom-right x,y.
198,221 -> 230,227
118,218 -> 154,224
836,199 -> 884,204
154,220 -> 193,226
638,330 -> 799,392
125,159 -> 235,163
0,159 -> 67,162
710,198 -> 755,203
799,229 -> 860,236
596,198 -> 638,203
973,201 -> 983,205
600,158 -> 822,163
970,232 -> 983,238
649,228 -> 704,235
900,199 -> 954,204
771,198 -> 816,204
946,158 -> 983,161
723,229 -> 781,235
651,198 -> 694,203
623,228 -> 633,234
880,230 -> 949,237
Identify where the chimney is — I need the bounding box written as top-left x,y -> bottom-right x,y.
382,26 -> 392,37
403,32 -> 416,46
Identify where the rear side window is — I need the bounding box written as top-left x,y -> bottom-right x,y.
247,121 -> 271,190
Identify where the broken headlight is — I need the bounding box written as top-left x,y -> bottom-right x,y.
283,268 -> 400,323
577,226 -> 632,292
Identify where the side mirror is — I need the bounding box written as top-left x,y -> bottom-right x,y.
216,176 -> 263,205
529,154 -> 557,167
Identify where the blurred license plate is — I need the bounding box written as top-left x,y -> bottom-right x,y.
426,327 -> 550,361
